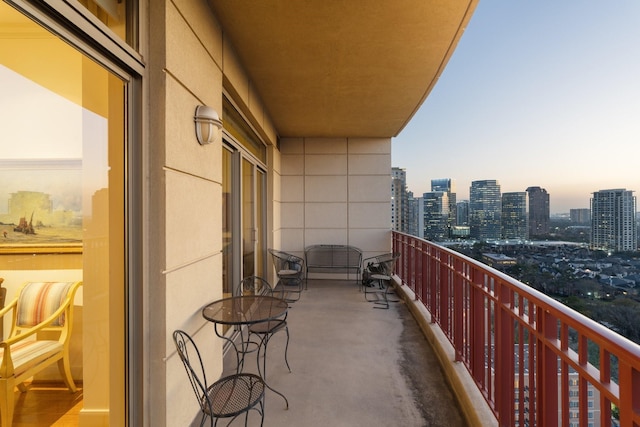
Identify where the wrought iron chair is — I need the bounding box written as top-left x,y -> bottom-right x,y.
268,249 -> 304,302
173,330 -> 265,427
236,276 -> 291,377
361,252 -> 401,309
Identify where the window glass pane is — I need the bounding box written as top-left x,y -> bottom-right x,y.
256,169 -> 266,278
75,0 -> 134,46
0,3 -> 126,424
242,158 -> 255,279
222,147 -> 233,298
223,98 -> 266,163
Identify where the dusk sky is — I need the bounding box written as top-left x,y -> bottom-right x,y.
393,1 -> 640,214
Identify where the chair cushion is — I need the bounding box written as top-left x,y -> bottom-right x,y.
16,282 -> 74,327
0,340 -> 62,378
278,269 -> 299,276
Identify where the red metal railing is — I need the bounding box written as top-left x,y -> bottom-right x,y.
393,231 -> 640,427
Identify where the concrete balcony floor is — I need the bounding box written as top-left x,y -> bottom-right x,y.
214,279 -> 468,427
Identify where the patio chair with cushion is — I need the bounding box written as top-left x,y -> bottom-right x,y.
268,249 -> 304,303
362,253 -> 401,309
0,280 -> 82,427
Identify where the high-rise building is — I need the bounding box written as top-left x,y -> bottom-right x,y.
501,192 -> 528,240
570,208 -> 591,224
391,167 -> 408,232
526,186 -> 550,237
407,191 -> 421,237
423,191 -> 449,241
456,200 -> 469,226
431,178 -> 457,227
469,180 -> 501,240
591,189 -> 637,252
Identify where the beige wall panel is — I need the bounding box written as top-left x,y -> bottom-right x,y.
171,0 -> 223,67
260,115 -> 277,147
305,154 -> 347,175
305,138 -> 347,154
348,153 -> 391,175
349,137 -> 391,154
305,229 -> 348,247
165,77 -> 220,182
165,258 -> 223,426
166,5 -> 222,111
280,138 -> 304,154
349,175 -> 392,202
272,169 -> 281,201
282,202 -> 305,228
281,228 -> 304,252
165,256 -> 222,355
271,232 -> 282,250
223,37 -> 250,103
272,146 -> 282,175
349,202 -> 391,228
272,200 -> 282,232
165,169 -> 221,270
305,176 -> 348,202
281,176 -> 304,202
281,154 -> 304,175
246,90 -> 277,146
350,229 -> 393,255
305,203 -> 348,228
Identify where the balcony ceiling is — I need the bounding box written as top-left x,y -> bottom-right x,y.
208,0 -> 478,139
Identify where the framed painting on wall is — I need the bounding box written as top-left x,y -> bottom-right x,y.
0,158 -> 83,254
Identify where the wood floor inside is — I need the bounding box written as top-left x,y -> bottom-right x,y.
12,382 -> 82,427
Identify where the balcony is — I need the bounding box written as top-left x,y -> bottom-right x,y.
214,277 -> 472,427
198,232 -> 640,426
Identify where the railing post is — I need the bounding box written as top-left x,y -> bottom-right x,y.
538,309 -> 559,426
495,281 -> 514,426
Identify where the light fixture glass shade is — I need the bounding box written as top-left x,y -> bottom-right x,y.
194,105 -> 223,145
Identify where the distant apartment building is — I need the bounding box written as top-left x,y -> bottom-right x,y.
470,180 -> 501,240
407,191 -> 421,237
570,208 -> 591,224
526,186 -> 550,237
423,191 -> 449,241
514,345 -> 602,427
391,167 -> 408,232
501,192 -> 529,240
456,200 -> 469,226
591,188 -> 637,252
431,178 -> 457,228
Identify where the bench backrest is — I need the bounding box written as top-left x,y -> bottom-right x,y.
305,245 -> 362,274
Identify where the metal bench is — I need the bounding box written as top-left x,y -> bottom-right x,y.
304,244 -> 362,284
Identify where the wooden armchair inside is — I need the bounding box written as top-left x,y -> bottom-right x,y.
0,280 -> 82,426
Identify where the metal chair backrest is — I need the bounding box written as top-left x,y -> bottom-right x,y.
365,252 -> 401,277
268,249 -> 304,275
173,330 -> 214,420
379,252 -> 401,276
236,276 -> 272,296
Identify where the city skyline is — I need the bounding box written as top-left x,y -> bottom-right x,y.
392,1 -> 640,214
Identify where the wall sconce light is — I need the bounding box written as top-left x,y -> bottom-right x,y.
194,105 -> 223,145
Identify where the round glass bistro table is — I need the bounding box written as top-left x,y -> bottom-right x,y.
202,295 -> 289,408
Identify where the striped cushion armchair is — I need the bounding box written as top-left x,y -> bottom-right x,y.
0,281 -> 82,427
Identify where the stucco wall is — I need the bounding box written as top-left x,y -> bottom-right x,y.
278,137 -> 392,266
148,1 -> 277,426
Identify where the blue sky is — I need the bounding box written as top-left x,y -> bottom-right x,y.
393,1 -> 640,214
